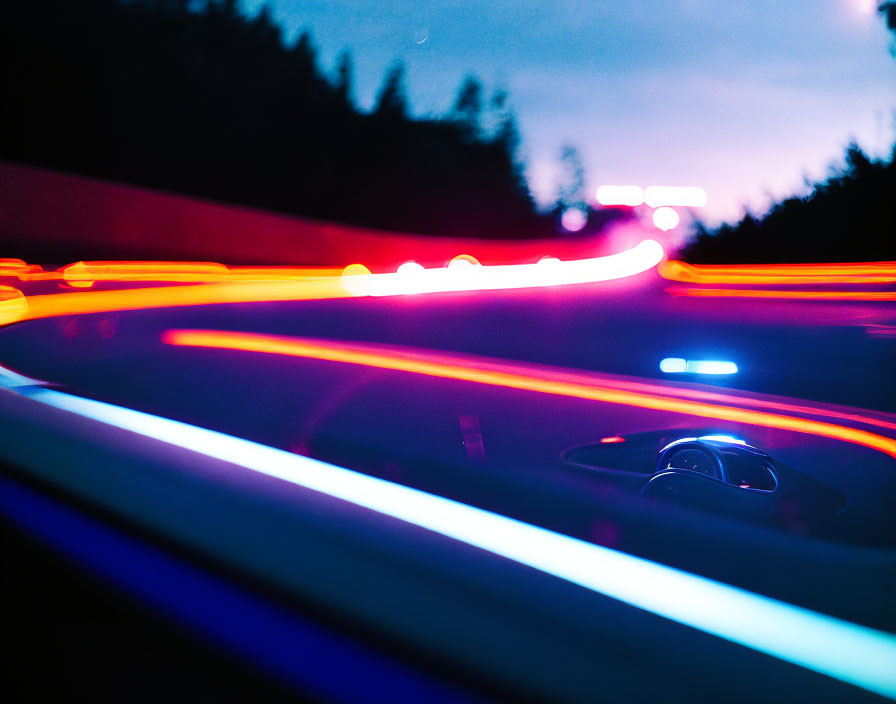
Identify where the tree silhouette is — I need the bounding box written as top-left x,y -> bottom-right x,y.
556,145 -> 587,210
881,1 -> 895,31
334,50 -> 354,107
682,144 -> 895,263
681,5 -> 896,263
450,76 -> 484,139
374,63 -> 409,120
1,0 -> 568,238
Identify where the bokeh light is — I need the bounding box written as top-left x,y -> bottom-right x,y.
341,263 -> 371,277
561,207 -> 588,232
653,207 -> 680,231
447,254 -> 481,269
396,261 -> 426,276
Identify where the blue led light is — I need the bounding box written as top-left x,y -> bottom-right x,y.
659,357 -> 687,373
660,358 -> 738,375
687,360 -> 738,375
6,381 -> 896,699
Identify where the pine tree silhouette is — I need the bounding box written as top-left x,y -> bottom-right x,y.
1,0 -> 567,238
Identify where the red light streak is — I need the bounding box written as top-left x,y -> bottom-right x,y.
162,329 -> 896,460
600,436 -> 626,444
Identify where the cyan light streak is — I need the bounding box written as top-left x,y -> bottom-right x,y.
661,358 -> 738,375
6,381 -> 895,699
688,360 -> 738,375
659,357 -> 688,373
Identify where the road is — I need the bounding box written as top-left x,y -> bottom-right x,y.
2,262 -> 894,410
2,252 -> 896,700
2,263 -> 895,553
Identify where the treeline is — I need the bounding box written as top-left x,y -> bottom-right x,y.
683,2 -> 895,264
682,145 -> 895,263
1,0 -> 558,237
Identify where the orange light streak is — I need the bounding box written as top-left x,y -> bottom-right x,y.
0,286 -> 28,326
3,260 -> 343,284
0,258 -> 43,276
0,285 -> 25,301
14,271 -> 64,282
451,353 -> 896,433
666,287 -> 896,301
162,329 -> 896,460
0,241 -> 667,326
659,260 -> 896,285
0,279 -> 352,326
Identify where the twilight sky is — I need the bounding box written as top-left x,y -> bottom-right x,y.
242,0 -> 895,223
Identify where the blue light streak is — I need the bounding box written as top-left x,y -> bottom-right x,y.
8,382 -> 896,699
660,358 -> 738,375
687,360 -> 738,375
659,357 -> 687,373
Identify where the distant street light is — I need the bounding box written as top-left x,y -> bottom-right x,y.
595,185 -> 644,207
561,207 -> 588,232
653,206 -> 680,231
594,183 -> 706,232
644,186 -> 707,208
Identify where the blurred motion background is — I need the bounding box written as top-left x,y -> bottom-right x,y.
2,0 -> 894,262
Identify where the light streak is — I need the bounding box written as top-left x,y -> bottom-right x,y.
643,186 -> 707,208
660,358 -> 738,375
162,330 -> 896,460
687,361 -> 738,375
667,287 -> 896,302
0,258 -> 43,276
0,286 -> 28,326
2,373 -> 894,699
0,285 -> 25,302
659,260 -> 896,285
599,436 -> 626,444
0,240 -> 665,326
595,185 -> 644,207
5,277 -> 893,435
2,260 -> 344,284
0,278 -> 353,326
342,240 -> 665,296
485,356 -> 896,433
659,358 -> 687,373
60,261 -> 342,284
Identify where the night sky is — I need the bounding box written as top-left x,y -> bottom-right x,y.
242,0 -> 895,223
